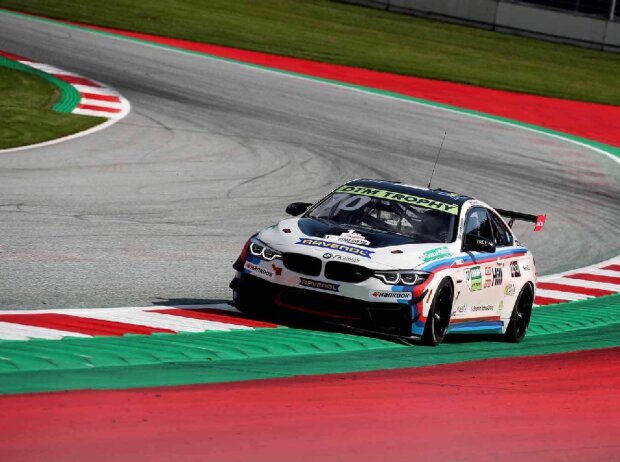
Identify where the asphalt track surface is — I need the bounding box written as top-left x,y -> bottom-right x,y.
1,347 -> 618,461
1,13 -> 619,310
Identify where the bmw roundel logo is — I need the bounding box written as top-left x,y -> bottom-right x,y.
323,253 -> 332,259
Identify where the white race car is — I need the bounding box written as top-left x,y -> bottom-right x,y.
230,179 -> 545,345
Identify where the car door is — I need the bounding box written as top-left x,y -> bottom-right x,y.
459,207 -> 502,319
488,210 -> 520,317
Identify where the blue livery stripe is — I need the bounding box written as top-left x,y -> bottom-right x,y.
448,320 -> 504,333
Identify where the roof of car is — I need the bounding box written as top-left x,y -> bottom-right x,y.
345,179 -> 472,206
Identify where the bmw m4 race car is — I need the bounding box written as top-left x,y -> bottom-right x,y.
230,180 -> 545,345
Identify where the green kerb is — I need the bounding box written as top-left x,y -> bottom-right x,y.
0,294 -> 618,395
0,55 -> 80,112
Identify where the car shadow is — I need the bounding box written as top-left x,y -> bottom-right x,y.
152,298 -> 510,346
152,297 -> 232,306
151,297 -> 413,344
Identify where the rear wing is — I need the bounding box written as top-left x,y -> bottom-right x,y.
495,209 -> 546,232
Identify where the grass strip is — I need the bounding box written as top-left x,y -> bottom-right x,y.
0,59 -> 102,149
0,294 -> 618,394
0,0 -> 618,105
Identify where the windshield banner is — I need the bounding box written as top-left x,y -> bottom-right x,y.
336,186 -> 459,215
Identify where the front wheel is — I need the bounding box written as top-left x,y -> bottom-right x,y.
504,284 -> 533,343
231,276 -> 258,315
422,278 -> 453,346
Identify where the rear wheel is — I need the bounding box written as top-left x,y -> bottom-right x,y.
422,278 -> 453,346
504,284 -> 533,343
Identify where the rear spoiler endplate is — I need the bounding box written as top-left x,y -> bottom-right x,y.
496,209 -> 546,232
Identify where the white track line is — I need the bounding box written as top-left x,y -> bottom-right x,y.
0,305 -> 253,341
535,289 -> 590,302
68,310 -> 251,332
550,277 -> 620,292
582,269 -> 620,278
0,321 -> 90,340
0,304 -> 233,316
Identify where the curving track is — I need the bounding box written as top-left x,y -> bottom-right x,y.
0,12 -> 619,310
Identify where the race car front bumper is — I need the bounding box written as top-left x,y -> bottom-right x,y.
231,273 -> 424,336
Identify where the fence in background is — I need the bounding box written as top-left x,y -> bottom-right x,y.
338,0 -> 620,51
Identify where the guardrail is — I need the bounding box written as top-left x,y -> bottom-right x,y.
338,0 -> 620,51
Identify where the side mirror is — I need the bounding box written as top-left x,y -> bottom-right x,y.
285,202 -> 312,216
463,234 -> 496,253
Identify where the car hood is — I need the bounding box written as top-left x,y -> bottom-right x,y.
257,217 -> 459,270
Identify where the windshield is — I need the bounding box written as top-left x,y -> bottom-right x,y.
308,192 -> 458,243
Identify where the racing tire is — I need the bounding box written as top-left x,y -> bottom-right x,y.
504,284 -> 533,343
232,284 -> 258,316
421,278 -> 453,346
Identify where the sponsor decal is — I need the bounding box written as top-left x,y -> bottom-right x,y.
421,246 -> 451,263
336,186 -> 459,215
510,261 -> 522,278
492,267 -> 503,286
455,304 -> 467,314
322,253 -> 332,259
272,264 -> 282,276
435,190 -> 461,198
484,279 -> 492,289
324,229 -> 370,247
498,300 -> 505,313
296,238 -> 374,258
299,277 -> 340,292
369,290 -> 412,300
504,284 -> 516,296
333,254 -> 360,263
485,267 -> 492,276
465,266 -> 482,292
471,304 -> 494,312
534,215 -> 546,232
244,261 -> 274,279
522,263 -> 531,272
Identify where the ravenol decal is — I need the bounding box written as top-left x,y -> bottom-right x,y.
296,238 -> 374,258
421,246 -> 451,263
465,266 -> 482,291
336,186 -> 459,215
299,277 -> 340,292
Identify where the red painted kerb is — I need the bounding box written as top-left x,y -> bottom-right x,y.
48,18 -> 620,148
1,348 -> 618,461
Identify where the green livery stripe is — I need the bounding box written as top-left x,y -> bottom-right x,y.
0,294 -> 618,395
0,55 -> 81,113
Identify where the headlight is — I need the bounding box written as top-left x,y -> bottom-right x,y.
249,241 -> 282,262
373,270 -> 429,286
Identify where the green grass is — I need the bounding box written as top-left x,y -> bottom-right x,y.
0,67 -> 101,149
1,0 -> 619,105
